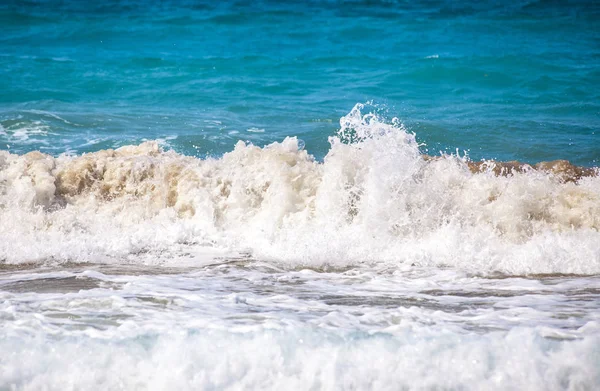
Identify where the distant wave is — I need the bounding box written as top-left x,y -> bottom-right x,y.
1,104 -> 599,275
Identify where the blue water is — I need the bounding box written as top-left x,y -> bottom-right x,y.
1,0 -> 599,165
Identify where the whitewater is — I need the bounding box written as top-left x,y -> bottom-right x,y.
1,105 -> 599,390
1,104 -> 599,274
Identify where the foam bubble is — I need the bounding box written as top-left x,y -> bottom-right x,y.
1,266 -> 598,390
1,104 -> 599,274
2,327 -> 598,391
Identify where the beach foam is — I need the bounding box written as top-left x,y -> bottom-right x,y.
1,104 -> 599,274
3,327 -> 598,391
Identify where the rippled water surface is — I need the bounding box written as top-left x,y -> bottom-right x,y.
2,263 -> 599,389
1,0 -> 599,164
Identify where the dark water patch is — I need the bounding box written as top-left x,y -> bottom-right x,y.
291,265 -> 357,274
135,295 -> 174,307
315,293 -> 492,315
419,289 -> 548,298
0,262 -> 41,273
91,264 -> 206,277
1,276 -> 109,293
46,312 -> 134,330
319,294 -> 426,308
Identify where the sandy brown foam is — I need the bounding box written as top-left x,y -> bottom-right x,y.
423,155 -> 597,183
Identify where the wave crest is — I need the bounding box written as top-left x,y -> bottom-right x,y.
1,104 -> 599,275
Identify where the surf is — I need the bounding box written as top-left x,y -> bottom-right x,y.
1,104 -> 599,275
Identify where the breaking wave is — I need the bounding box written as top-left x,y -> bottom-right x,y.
1,104 -> 599,275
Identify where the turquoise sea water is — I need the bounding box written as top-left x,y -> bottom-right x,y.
1,0 -> 599,164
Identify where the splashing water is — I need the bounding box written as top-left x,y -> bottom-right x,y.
1,104 -> 599,275
1,105 -> 600,390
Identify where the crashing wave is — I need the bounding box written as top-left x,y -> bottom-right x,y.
1,104 -> 599,275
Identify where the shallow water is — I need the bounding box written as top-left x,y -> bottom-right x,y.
2,263 -> 599,390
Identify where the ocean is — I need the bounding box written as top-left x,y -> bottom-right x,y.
1,0 -> 599,389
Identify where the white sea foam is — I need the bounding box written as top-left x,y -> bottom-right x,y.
247,127 -> 266,133
2,327 -> 598,391
0,120 -> 50,143
1,104 -> 599,274
0,267 -> 599,390
24,110 -> 79,126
